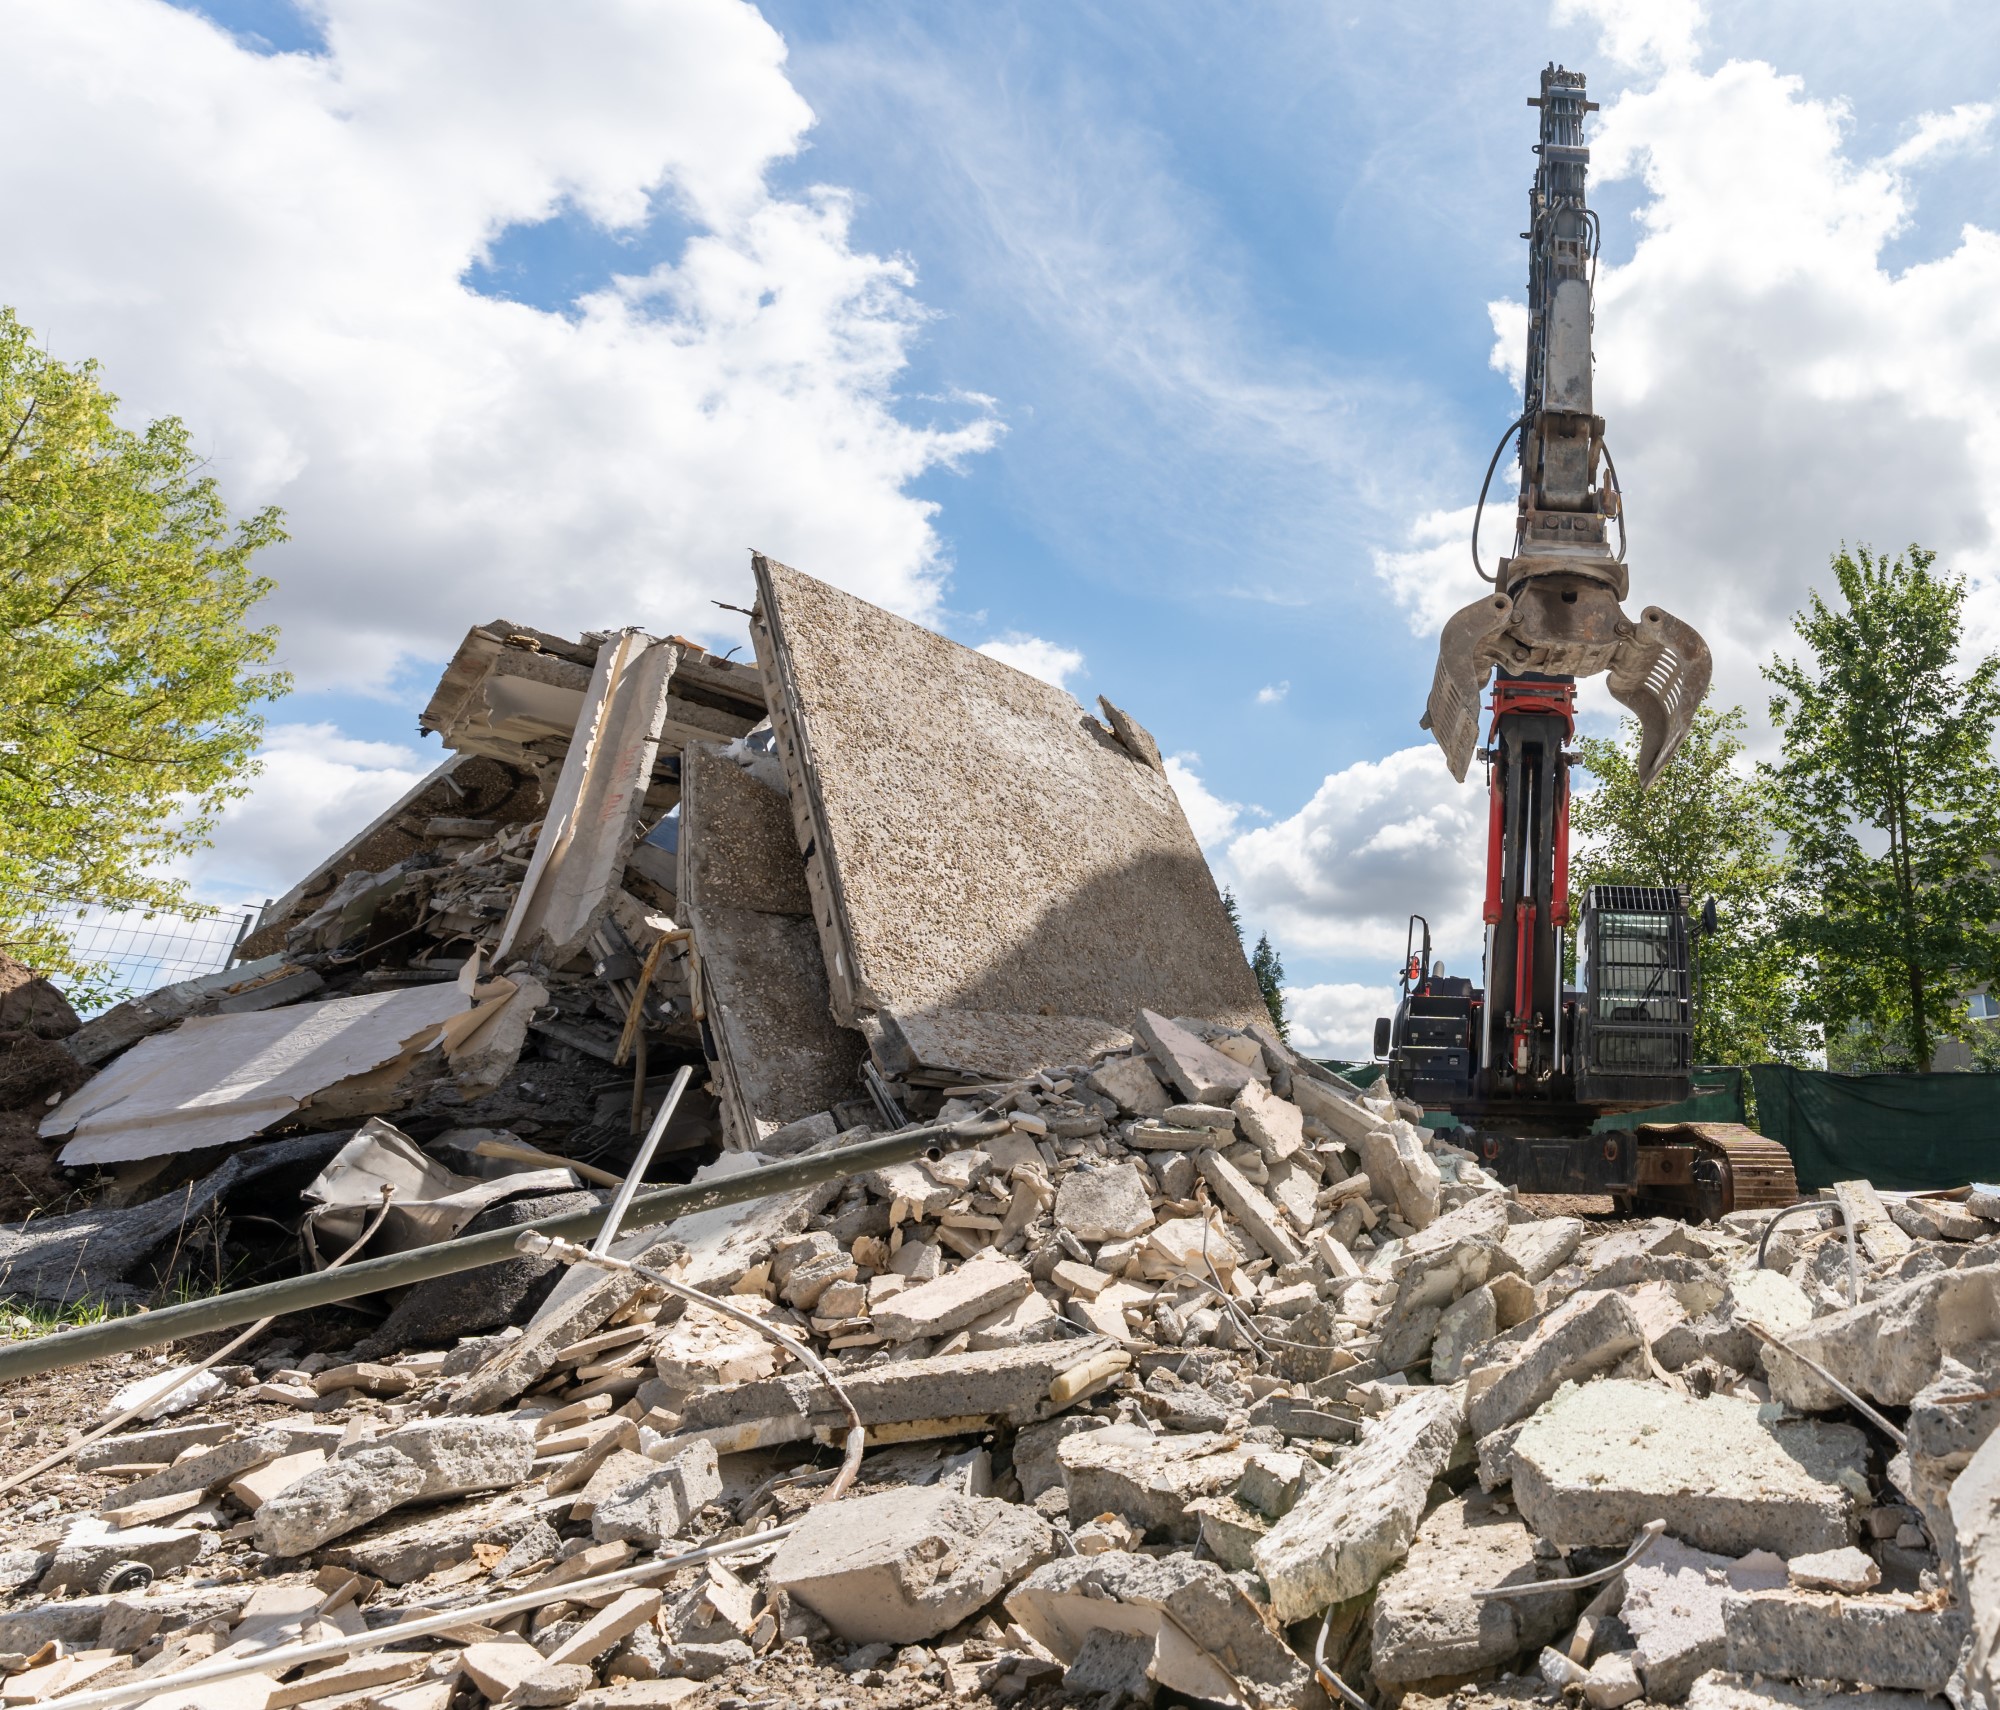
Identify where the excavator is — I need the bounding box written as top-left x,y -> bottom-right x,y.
1372,66 -> 1797,1221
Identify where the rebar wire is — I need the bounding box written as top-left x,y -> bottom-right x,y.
0,1186 -> 399,1499
1473,1518 -> 1665,1598
41,1524 -> 800,1710
520,1231 -> 870,1502
1756,1198 -> 1860,1307
1738,1319 -> 1907,1448
1314,1607 -> 1374,1710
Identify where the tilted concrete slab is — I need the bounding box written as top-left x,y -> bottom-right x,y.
750,556 -> 1264,1082
680,741 -> 865,1147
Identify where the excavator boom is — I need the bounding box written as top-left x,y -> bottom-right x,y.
1423,66 -> 1710,786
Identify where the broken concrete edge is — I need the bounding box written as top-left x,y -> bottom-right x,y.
0,1115 -> 1012,1387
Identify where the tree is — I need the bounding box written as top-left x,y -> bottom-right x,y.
1570,703 -> 1811,1064
1220,886 -> 1243,947
0,309 -> 289,995
1762,544 -> 2000,1071
1251,932 -> 1289,1039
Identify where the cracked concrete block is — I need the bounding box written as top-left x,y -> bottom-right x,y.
870,1253 -> 1033,1344
1062,1628 -> 1157,1702
1683,1672 -> 1935,1710
1502,1217 -> 1585,1284
1763,1266 -> 2000,1413
1232,1081 -> 1303,1161
1255,1383 -> 1465,1624
1189,1494 -> 1269,1571
1787,1546 -> 1879,1592
766,1482 -> 1054,1643
1007,1550 -> 1311,1710
592,1441 -> 722,1548
1351,1119 -> 1443,1230
1053,1161 -> 1156,1243
1057,1424 -> 1250,1542
1465,1289 -> 1646,1440
376,1415 -> 536,1500
1583,1653 -> 1644,1709
1136,1010 -> 1254,1106
1722,1589 -> 1967,1693
254,1447 -> 427,1557
323,1495 -> 545,1585
1511,1382 -> 1864,1557
1194,1149 -> 1299,1264
1432,1285 -> 1499,1383
1011,1415 -> 1108,1500
1370,1491 -> 1579,1684
1619,1535 -> 1788,1702
1087,1055 -> 1170,1117
106,1426 -> 298,1508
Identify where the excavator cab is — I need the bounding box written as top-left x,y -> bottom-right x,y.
1572,884 -> 1693,1109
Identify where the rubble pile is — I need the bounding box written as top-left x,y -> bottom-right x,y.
1,557 -> 1999,1710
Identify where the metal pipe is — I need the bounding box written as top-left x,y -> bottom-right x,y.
0,1115 -> 1011,1387
593,1063 -> 691,1256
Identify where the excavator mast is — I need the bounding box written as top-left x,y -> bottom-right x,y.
1380,67 -> 1797,1219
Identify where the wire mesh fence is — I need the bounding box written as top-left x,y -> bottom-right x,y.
10,902 -> 260,1014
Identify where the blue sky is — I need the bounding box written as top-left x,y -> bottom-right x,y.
9,0 -> 2000,1051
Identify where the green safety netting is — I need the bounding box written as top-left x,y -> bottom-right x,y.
1748,1064 -> 2000,1192
1593,1066 -> 1748,1132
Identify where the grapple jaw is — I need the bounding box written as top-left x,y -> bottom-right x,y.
1424,572 -> 1711,785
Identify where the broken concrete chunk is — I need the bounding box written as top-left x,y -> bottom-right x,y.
1431,1285 -> 1500,1383
1786,1546 -> 1879,1593
591,1441 -> 722,1548
1683,1673 -> 1935,1710
1511,1381 -> 1863,1556
1370,1491 -> 1579,1684
870,1253 -> 1033,1344
1582,1653 -> 1644,1709
1501,1216 -> 1586,1284
1619,1535 -> 1789,1702
1057,1424 -> 1250,1542
1762,1266 -> 2000,1413
1194,1149 -> 1300,1265
1135,1010 -> 1253,1106
767,1482 -> 1054,1643
1466,1289 -> 1646,1439
1231,1079 -> 1303,1160
1087,1054 -> 1171,1117
375,1414 -> 536,1499
1162,1102 -> 1236,1130
1350,1119 -> 1443,1230
254,1447 -> 428,1558
1007,1550 -> 1312,1710
1948,1417 -> 2000,1710
323,1494 -> 546,1585
1052,1161 -> 1156,1243
1255,1383 -> 1465,1624
1722,1589 -> 1967,1694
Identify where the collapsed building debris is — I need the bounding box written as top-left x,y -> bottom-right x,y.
5,560 -> 2000,1710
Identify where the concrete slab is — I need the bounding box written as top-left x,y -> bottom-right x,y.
1763,1266 -> 2000,1413
1370,1492 -> 1579,1684
1255,1383 -> 1465,1624
1511,1381 -> 1863,1557
767,1483 -> 1054,1643
1619,1536 -> 1788,1702
1722,1589 -> 1967,1693
750,557 -> 1264,1080
1057,1424 -> 1250,1542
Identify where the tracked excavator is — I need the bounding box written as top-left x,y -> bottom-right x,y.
1373,66 -> 1797,1221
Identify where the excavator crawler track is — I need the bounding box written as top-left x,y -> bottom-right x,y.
1629,1121 -> 1799,1222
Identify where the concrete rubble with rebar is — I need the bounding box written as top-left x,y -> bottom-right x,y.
0,560 -> 1997,1710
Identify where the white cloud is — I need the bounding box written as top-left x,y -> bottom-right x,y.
1486,300 -> 1529,395
1284,982 -> 1398,1060
1883,102 -> 1996,170
0,0 -> 997,694
1164,753 -> 1244,851
1374,502 -> 1489,638
1256,681 -> 1289,705
177,722 -> 433,902
1553,0 -> 1705,72
1223,744 -> 1488,968
975,632 -> 1086,689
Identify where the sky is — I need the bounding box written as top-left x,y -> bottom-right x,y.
5,0 -> 2000,1054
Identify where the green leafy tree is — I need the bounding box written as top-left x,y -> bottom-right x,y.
1762,544 -> 2000,1071
1250,932 -> 1289,1040
1220,886 -> 1244,947
0,309 -> 289,995
1570,703 -> 1811,1064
